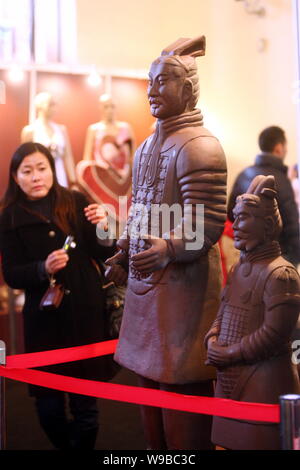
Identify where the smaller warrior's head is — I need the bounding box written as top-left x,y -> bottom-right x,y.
148,36 -> 205,120
232,175 -> 282,252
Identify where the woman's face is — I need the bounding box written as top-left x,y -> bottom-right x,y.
14,152 -> 54,200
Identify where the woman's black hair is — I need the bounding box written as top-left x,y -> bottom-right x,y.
1,142 -> 77,234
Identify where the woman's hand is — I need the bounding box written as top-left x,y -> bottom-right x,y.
45,249 -> 69,275
84,204 -> 108,230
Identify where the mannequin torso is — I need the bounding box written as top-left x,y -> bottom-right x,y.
21,92 -> 76,187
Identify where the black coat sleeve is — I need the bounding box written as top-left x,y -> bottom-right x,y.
227,176 -> 242,223
227,169 -> 254,222
276,176 -> 300,266
0,225 -> 48,290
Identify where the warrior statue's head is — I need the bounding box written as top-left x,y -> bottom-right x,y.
232,175 -> 282,252
148,36 -> 205,120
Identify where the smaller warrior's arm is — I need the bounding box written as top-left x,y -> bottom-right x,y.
240,266 -> 300,363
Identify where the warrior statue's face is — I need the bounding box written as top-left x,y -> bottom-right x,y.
148,60 -> 191,119
232,201 -> 266,252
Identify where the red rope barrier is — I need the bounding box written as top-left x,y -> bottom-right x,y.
0,365 -> 280,423
6,340 -> 118,369
0,339 -> 281,423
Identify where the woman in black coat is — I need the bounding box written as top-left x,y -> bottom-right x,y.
0,142 -> 117,449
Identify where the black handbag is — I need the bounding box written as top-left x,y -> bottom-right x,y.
39,275 -> 65,312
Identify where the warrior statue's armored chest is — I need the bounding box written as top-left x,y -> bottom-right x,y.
217,261 -> 267,398
219,261 -> 268,346
129,135 -> 176,281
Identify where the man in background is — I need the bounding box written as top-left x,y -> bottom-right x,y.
228,126 -> 300,267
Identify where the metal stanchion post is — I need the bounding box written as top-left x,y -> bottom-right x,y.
0,340 -> 6,450
280,394 -> 300,450
8,288 -> 17,355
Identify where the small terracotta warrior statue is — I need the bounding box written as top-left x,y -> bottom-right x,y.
21,92 -> 76,187
76,94 -> 134,222
105,36 -> 227,449
205,174 -> 300,450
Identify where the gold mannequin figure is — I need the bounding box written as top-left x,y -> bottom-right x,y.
82,93 -> 135,169
76,94 -> 134,222
21,92 -> 76,187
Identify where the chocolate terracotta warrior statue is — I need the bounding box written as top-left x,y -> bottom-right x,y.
105,35 -> 227,450
205,174 -> 300,450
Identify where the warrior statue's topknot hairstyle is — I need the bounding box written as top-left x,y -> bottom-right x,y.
153,36 -> 206,110
236,175 -> 283,240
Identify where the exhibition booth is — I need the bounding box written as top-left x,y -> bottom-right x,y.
0,0 -> 299,453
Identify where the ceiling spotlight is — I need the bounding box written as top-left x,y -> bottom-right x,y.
8,65 -> 25,83
87,68 -> 102,87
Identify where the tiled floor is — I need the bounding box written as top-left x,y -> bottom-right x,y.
1,310 -> 146,450
5,368 -> 146,450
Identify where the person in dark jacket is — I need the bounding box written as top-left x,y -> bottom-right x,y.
228,126 -> 300,266
0,142 -> 117,449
